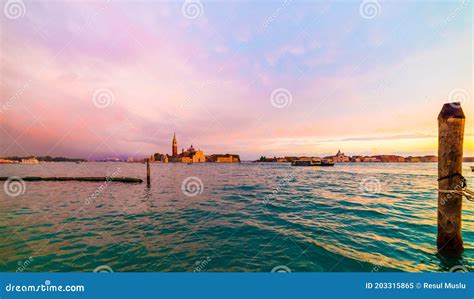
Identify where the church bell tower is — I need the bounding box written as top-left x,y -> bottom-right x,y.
172,133 -> 178,156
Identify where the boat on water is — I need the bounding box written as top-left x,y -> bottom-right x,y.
291,160 -> 334,167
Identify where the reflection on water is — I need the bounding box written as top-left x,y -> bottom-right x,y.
0,162 -> 472,272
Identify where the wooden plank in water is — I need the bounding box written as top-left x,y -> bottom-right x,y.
0,177 -> 143,183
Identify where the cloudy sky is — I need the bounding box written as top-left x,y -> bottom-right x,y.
1,0 -> 472,160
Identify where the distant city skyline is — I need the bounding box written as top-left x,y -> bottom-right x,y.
1,0 -> 472,160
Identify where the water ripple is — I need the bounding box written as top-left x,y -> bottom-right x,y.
0,162 -> 472,272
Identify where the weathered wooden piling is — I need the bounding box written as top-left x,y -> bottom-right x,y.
146,158 -> 151,186
437,102 -> 465,256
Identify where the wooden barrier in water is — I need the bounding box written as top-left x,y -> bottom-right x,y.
0,177 -> 143,183
146,158 -> 151,187
437,102 -> 465,256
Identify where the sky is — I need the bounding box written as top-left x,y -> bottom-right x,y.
0,0 -> 472,160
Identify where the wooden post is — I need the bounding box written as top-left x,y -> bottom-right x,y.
437,102 -> 465,256
146,158 -> 151,187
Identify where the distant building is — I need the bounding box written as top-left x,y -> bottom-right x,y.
375,155 -> 405,162
178,145 -> 206,163
168,134 -> 206,163
327,150 -> 350,163
297,156 -> 317,161
207,154 -> 241,163
102,157 -> 122,162
254,153 -> 443,164
405,156 -> 421,163
152,153 -> 169,163
150,133 -> 239,163
420,155 -> 437,162
21,157 -> 39,164
0,159 -> 18,164
362,156 -> 380,162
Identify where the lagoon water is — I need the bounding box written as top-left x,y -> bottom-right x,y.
0,162 -> 473,272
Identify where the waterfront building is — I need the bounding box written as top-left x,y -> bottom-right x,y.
363,156 -> 381,162
284,156 -> 298,162
326,150 -> 350,163
207,154 -> 241,163
102,157 -> 122,162
176,145 -> 206,163
374,155 -> 406,162
21,157 -> 39,164
420,155 -> 438,162
405,156 -> 421,163
0,159 -> 18,164
152,153 -> 168,163
150,134 -> 239,163
192,150 -> 206,163
169,134 -> 206,163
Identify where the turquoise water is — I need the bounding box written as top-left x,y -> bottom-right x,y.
0,162 -> 472,272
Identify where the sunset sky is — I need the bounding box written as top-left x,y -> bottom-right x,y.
1,0 -> 472,160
